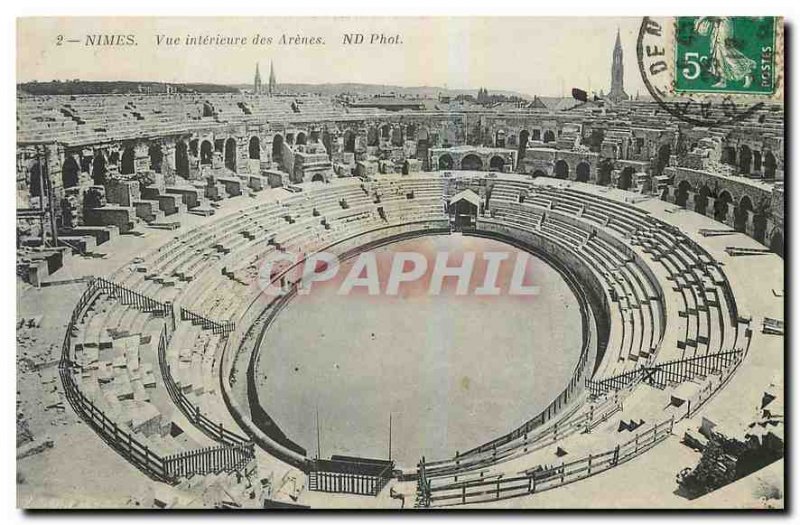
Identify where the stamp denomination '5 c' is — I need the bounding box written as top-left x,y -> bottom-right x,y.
674,16 -> 777,95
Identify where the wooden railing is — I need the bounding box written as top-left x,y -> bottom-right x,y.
59,278 -> 254,484
586,349 -> 744,397
418,418 -> 674,508
179,306 -> 235,336
418,393 -> 623,480
94,276 -> 172,317
156,324 -> 250,447
163,442 -> 255,478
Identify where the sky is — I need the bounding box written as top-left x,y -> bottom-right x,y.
17,17 -> 649,98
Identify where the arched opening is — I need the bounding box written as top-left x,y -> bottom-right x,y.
543,130 -> 556,144
343,130 -> 356,154
461,154 -> 483,171
675,180 -> 692,207
272,134 -> 285,171
224,138 -> 237,171
618,167 -> 635,190
734,195 -> 753,233
402,160 -> 410,175
200,140 -> 214,165
587,129 -> 605,153
311,174 -> 325,183
575,162 -> 590,183
532,169 -> 546,178
296,132 -> 307,146
61,156 -> 80,189
723,146 -> 737,166
694,185 -> 711,215
380,124 -> 391,142
489,156 -> 505,172
532,129 -> 541,141
753,210 -> 768,244
175,141 -> 189,178
438,154 -> 454,170
554,160 -> 569,179
120,147 -> 135,175
310,130 -> 320,144
249,136 -> 261,160
714,191 -> 733,223
406,124 -> 417,144
517,130 -> 530,171
738,145 -> 752,175
416,128 -> 430,170
28,162 -> 47,198
769,230 -> 784,257
495,130 -> 506,148
764,151 -> 777,179
148,144 -> 163,173
753,150 -> 762,172
322,131 -> 332,159
597,160 -> 613,186
202,101 -> 214,117
391,127 -> 404,147
367,126 -> 379,147
655,144 -> 671,176
286,133 -> 295,146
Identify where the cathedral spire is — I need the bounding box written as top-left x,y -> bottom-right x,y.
254,62 -> 262,95
268,61 -> 276,96
608,28 -> 629,103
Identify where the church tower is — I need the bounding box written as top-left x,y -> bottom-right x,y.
254,62 -> 262,95
608,29 -> 629,103
268,61 -> 277,96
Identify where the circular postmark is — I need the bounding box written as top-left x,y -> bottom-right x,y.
636,16 -> 770,127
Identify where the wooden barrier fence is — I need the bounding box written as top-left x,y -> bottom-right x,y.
419,394 -> 623,480
180,306 -> 236,336
94,276 -> 171,317
418,418 -> 674,507
586,349 -> 743,397
308,457 -> 394,497
59,278 -> 255,484
156,325 -> 251,447
163,442 -> 255,478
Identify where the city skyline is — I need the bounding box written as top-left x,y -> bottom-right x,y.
17,17 -> 647,98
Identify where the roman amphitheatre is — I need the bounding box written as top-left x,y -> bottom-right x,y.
16,59 -> 784,508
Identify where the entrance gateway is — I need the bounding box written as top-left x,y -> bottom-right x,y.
448,189 -> 480,231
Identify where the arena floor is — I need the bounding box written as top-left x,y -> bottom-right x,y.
253,234 -> 583,467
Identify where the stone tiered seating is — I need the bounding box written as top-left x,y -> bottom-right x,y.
74,175 -> 448,465
60,170 -> 759,505
70,292 -> 216,459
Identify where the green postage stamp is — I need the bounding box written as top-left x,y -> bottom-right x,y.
674,16 -> 777,95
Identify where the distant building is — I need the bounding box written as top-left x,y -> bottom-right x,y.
254,62 -> 263,94
608,29 -> 629,103
253,61 -> 277,95
268,61 -> 277,96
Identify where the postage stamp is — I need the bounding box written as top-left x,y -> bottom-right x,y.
637,16 -> 783,127
674,16 -> 777,95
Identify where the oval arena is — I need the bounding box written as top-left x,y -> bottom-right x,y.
16,91 -> 784,508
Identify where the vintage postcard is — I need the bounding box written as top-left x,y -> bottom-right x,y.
15,16 -> 784,510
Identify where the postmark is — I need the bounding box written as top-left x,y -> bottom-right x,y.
636,16 -> 782,127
